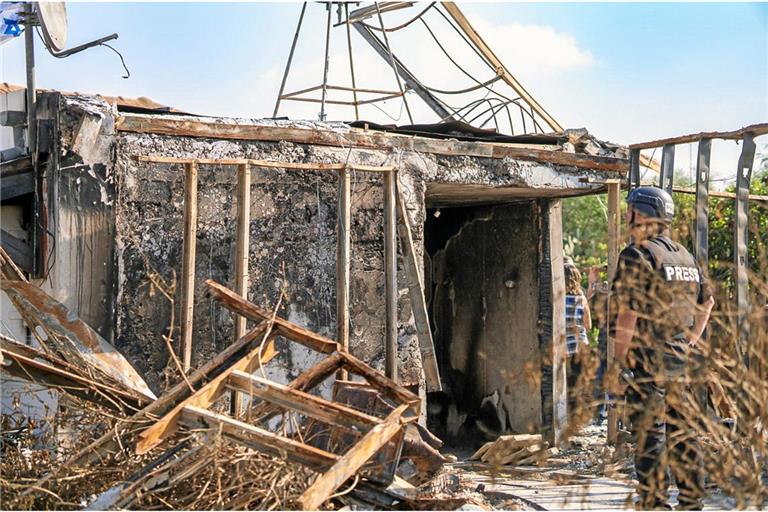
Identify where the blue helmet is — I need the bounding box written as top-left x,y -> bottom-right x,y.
627,186 -> 674,223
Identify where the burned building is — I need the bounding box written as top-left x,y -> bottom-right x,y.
1,86 -> 628,445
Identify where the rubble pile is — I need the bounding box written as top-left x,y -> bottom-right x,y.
0,254 -> 451,510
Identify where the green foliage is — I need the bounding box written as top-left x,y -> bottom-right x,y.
563,147 -> 768,300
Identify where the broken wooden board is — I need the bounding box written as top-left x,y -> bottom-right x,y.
297,403 -> 410,510
0,335 -> 148,411
0,279 -> 156,400
135,322 -> 276,454
206,279 -> 340,354
478,434 -> 543,463
28,322 -> 277,499
395,180 -> 441,392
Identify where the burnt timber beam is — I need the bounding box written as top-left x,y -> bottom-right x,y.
226,370 -> 380,432
206,279 -> 340,354
27,323 -> 274,498
135,323 -> 277,454
180,405 -> 339,469
629,123 -> 768,150
351,22 -> 454,121
118,115 -> 628,173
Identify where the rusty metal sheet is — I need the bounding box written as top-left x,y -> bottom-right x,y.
0,280 -> 156,400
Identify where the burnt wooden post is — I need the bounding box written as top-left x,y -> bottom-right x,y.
337,166 -> 351,379
180,162 -> 199,372
660,144 -> 676,195
548,200 -> 567,445
606,180 -> 621,444
395,181 -> 442,392
231,163 -> 251,416
734,133 -> 756,360
384,170 -> 398,381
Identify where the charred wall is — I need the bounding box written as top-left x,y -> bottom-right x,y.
425,202 -> 542,444
113,135 -> 427,394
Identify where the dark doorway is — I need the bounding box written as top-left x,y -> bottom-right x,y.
424,202 -> 542,449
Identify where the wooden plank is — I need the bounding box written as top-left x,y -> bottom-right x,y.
492,145 -> 627,172
180,162 -> 198,371
606,182 -> 621,445
134,155 -> 393,173
629,122 -> 768,150
548,201 -> 567,446
231,163 -> 251,417
337,167 -> 351,380
135,323 -> 275,454
206,279 -> 339,354
338,351 -> 420,414
0,344 -> 147,411
250,352 -> 345,424
298,403 -> 408,510
28,322 -> 275,497
226,370 -> 380,431
180,405 -> 339,468
479,434 -> 542,464
117,116 -> 628,173
441,2 -> 563,133
384,170 -> 398,382
395,181 -> 441,392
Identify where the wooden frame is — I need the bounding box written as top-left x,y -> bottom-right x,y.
135,155 -> 441,396
137,280 -> 420,510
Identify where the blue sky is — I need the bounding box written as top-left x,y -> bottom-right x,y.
2,2 -> 766,178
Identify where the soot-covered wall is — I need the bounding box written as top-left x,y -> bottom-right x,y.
425,202 -> 542,444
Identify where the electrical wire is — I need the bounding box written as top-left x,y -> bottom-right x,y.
358,2 -> 435,33
35,26 -> 130,79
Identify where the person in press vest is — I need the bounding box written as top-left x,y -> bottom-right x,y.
609,187 -> 715,510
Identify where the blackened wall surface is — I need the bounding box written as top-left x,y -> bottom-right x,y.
425,202 -> 542,443
113,135 -> 427,394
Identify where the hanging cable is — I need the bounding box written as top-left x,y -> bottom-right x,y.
358,2 -> 435,32
374,1 -> 413,124
421,75 -> 502,96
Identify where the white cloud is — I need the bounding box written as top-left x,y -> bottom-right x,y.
473,19 -> 596,79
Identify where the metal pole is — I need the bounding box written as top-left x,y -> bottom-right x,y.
628,149 -> 641,190
181,162 -> 199,372
373,2 -> 413,124
336,167 -> 351,379
344,3 -> 360,121
734,133 -> 756,361
272,2 -> 307,118
384,171 -> 398,381
320,2 -> 333,121
659,144 -> 675,194
694,139 -> 712,268
24,3 -> 36,164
